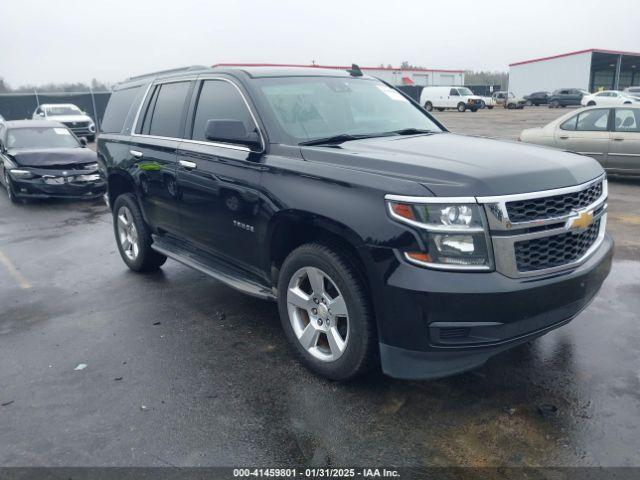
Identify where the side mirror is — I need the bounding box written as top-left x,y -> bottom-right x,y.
205,119 -> 261,150
79,137 -> 88,147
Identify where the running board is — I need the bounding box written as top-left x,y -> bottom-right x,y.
151,235 -> 276,301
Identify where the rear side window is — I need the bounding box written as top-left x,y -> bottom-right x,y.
615,109 -> 640,133
101,86 -> 140,133
147,81 -> 190,138
190,80 -> 255,142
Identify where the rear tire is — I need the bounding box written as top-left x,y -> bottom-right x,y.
507,103 -> 516,110
112,193 -> 167,272
457,102 -> 466,112
424,101 -> 433,111
277,243 -> 376,381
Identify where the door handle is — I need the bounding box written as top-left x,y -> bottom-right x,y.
179,160 -> 197,170
612,137 -> 624,141
559,136 -> 569,140
130,150 -> 143,158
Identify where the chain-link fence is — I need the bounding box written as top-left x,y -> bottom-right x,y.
0,91 -> 112,131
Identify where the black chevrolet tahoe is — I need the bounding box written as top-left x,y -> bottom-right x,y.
98,65 -> 613,381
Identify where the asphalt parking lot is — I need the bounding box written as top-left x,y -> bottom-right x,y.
1,107 -> 639,468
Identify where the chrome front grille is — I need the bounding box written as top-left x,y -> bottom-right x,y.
506,181 -> 603,223
514,219 -> 601,272
478,175 -> 607,278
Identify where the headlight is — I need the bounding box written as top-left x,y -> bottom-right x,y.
89,123 -> 96,132
386,197 -> 493,271
9,169 -> 36,180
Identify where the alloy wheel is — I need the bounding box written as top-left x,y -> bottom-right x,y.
116,205 -> 139,261
286,266 -> 349,362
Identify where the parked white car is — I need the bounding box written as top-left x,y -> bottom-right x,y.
580,90 -> 639,107
32,103 -> 96,141
479,96 -> 496,109
420,86 -> 483,112
623,87 -> 640,101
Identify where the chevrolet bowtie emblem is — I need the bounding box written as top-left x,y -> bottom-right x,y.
569,211 -> 594,230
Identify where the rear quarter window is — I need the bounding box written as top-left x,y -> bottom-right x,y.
101,86 -> 141,133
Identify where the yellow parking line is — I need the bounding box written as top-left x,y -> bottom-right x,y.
0,249 -> 31,289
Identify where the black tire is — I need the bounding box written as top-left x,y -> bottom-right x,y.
587,101 -> 596,106
507,103 -> 516,110
424,101 -> 433,111
457,102 -> 466,112
112,193 -> 167,272
277,243 -> 377,381
3,170 -> 18,204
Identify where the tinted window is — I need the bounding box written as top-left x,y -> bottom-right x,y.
148,82 -> 190,138
615,109 -> 640,132
101,86 -> 140,133
191,80 -> 255,142
449,88 -> 459,96
576,109 -> 609,131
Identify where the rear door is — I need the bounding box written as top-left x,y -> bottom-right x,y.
608,108 -> 640,174
555,108 -> 611,167
176,77 -> 266,273
130,79 -> 193,235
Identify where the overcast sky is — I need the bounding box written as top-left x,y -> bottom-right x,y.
1,0 -> 637,87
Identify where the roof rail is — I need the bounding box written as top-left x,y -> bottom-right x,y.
125,65 -> 209,81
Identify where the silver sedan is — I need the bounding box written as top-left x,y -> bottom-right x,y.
520,106 -> 640,176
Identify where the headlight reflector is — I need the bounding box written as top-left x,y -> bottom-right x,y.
9,169 -> 36,180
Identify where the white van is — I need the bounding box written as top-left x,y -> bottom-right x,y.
420,86 -> 483,112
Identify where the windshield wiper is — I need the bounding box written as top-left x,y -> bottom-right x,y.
299,133 -> 381,146
387,128 -> 435,136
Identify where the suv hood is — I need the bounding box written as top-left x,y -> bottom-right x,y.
7,147 -> 98,167
300,133 -> 604,197
45,114 -> 92,123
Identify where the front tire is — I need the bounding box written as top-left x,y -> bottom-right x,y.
587,101 -> 596,106
112,193 -> 167,272
278,243 -> 376,381
457,102 -> 466,112
424,101 -> 433,111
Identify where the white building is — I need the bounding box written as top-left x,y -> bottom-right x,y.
214,63 -> 465,87
508,48 -> 640,97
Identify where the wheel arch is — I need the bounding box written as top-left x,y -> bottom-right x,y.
107,170 -> 137,211
265,210 -> 371,290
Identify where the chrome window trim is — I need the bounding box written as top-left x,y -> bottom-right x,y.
129,75 -> 265,153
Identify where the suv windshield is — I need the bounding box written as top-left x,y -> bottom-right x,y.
7,127 -> 80,149
45,105 -> 82,116
255,77 -> 442,144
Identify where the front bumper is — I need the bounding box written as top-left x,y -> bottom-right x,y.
372,234 -> 613,379
11,173 -> 106,200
